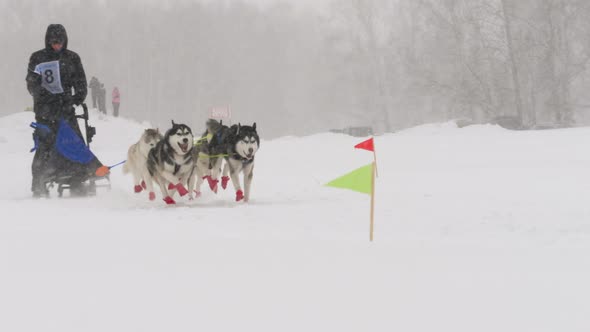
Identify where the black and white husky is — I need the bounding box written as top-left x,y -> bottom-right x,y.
221,123 -> 260,202
192,119 -> 231,196
123,129 -> 163,200
147,121 -> 195,204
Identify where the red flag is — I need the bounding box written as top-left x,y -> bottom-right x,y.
354,138 -> 374,152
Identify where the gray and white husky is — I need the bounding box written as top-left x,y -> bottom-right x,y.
122,128 -> 163,199
147,121 -> 195,204
221,123 -> 260,202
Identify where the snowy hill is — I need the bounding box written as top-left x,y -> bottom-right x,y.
0,110 -> 589,331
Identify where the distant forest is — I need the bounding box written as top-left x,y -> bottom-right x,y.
4,0 -> 590,137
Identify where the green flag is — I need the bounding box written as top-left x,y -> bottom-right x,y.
325,163 -> 373,195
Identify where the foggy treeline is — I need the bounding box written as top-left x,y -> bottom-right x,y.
3,0 -> 590,137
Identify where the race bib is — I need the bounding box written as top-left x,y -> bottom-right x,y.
34,60 -> 64,94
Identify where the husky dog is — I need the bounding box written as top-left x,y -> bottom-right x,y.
147,121 -> 195,204
221,123 -> 260,202
123,129 -> 163,199
192,119 -> 231,196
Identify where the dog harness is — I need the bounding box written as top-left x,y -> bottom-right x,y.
163,153 -> 192,176
193,134 -> 212,146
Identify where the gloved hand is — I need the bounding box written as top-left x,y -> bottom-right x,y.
26,71 -> 43,98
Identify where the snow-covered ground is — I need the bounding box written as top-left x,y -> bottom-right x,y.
0,110 -> 589,332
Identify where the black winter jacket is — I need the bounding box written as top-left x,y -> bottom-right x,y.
25,24 -> 87,121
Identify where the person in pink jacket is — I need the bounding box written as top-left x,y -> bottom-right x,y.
112,86 -> 120,117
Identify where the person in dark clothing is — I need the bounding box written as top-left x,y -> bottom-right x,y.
88,76 -> 100,108
26,24 -> 103,197
97,83 -> 107,115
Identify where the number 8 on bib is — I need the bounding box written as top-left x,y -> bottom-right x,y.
34,60 -> 64,94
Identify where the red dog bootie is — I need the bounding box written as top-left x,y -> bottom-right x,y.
141,180 -> 147,189
236,189 -> 244,202
149,192 -> 156,201
203,176 -> 219,192
134,185 -> 143,193
163,196 -> 176,205
221,176 -> 230,190
202,176 -> 211,189
175,183 -> 189,196
168,183 -> 175,190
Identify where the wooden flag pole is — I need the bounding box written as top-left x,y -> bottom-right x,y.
372,137 -> 378,177
373,150 -> 379,178
370,161 -> 375,241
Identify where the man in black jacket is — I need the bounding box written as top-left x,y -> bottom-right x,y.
26,24 -> 94,197
88,76 -> 100,108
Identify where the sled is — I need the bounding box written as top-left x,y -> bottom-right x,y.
31,103 -> 111,197
55,103 -> 111,197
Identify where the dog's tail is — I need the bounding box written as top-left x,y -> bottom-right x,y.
122,161 -> 130,174
122,145 -> 135,174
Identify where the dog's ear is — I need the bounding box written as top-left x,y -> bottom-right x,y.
252,122 -> 256,131
236,123 -> 241,136
171,120 -> 176,127
220,120 -> 223,126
